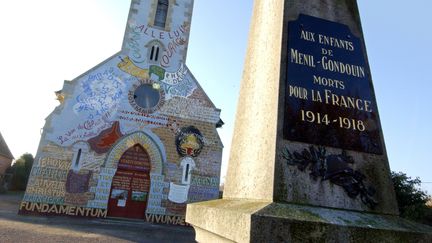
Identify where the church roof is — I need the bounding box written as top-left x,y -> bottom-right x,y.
0,132 -> 14,159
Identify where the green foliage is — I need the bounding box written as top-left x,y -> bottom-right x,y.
391,171 -> 430,221
0,175 -> 6,194
8,153 -> 34,191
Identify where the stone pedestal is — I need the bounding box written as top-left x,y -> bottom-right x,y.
188,200 -> 432,242
187,0 -> 432,241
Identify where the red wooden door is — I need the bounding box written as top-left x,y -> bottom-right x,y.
107,144 -> 151,219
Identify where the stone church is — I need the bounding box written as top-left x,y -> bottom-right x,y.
20,0 -> 223,225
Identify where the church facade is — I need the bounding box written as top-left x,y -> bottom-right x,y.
19,0 -> 223,225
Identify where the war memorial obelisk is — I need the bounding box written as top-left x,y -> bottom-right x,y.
186,0 -> 432,242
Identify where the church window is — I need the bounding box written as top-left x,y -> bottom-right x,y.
184,164 -> 190,183
133,84 -> 161,110
149,45 -> 160,62
75,149 -> 82,168
180,157 -> 195,185
150,46 -> 155,60
154,0 -> 169,28
71,142 -> 89,171
155,46 -> 160,61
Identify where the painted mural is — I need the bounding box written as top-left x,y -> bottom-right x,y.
20,0 -> 223,226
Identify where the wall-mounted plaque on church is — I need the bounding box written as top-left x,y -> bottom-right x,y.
283,14 -> 383,154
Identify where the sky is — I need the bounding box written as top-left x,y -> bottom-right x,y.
0,0 -> 431,195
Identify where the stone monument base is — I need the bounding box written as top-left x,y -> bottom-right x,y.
187,199 -> 432,242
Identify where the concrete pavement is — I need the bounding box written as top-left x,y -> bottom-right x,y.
0,192 -> 196,243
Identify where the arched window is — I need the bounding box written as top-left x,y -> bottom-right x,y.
154,0 -> 169,28
147,40 -> 164,64
180,157 -> 195,185
71,142 -> 89,171
149,45 -> 160,62
74,149 -> 82,168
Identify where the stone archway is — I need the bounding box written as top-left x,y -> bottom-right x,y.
104,132 -> 164,174
87,132 -> 166,218
107,144 -> 152,219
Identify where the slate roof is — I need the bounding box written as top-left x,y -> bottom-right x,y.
0,132 -> 14,159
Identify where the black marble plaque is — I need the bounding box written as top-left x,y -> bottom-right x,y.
283,14 -> 383,154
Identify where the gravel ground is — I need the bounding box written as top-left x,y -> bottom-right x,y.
0,192 -> 196,243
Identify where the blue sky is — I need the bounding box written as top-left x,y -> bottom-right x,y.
0,0 -> 430,195
358,1 -> 432,194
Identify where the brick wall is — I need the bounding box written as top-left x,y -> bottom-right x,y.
0,155 -> 12,175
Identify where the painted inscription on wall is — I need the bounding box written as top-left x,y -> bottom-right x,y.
131,23 -> 189,69
19,202 -> 107,218
73,67 -> 124,120
283,14 -> 382,154
87,168 -> 116,209
146,173 -> 168,215
24,156 -> 70,204
145,214 -> 188,226
23,1 -> 223,226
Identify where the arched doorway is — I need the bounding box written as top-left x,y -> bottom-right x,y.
107,144 -> 151,219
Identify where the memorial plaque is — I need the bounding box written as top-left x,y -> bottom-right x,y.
283,14 -> 383,154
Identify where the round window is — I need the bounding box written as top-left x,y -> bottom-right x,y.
133,84 -> 161,109
129,82 -> 165,114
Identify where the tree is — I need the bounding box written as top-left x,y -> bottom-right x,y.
391,171 -> 431,221
8,153 -> 34,191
